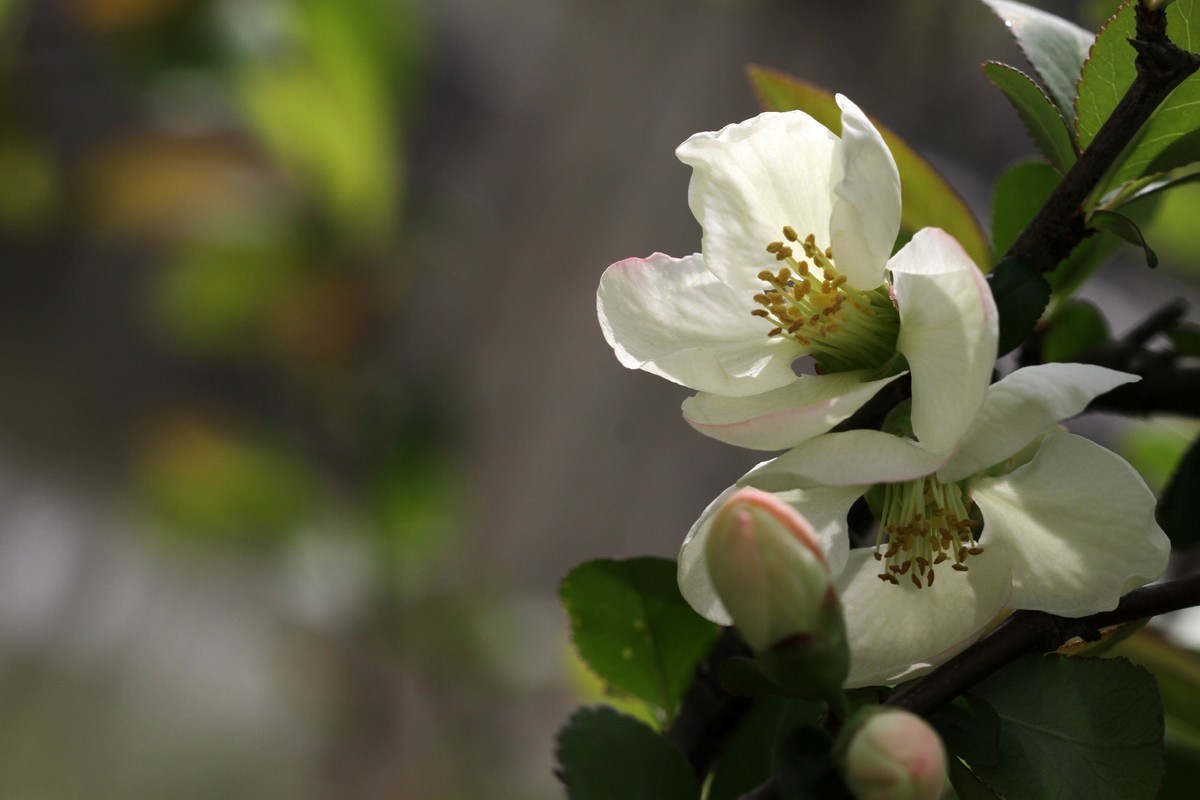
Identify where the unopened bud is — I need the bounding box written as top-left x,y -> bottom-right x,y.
703,488 -> 835,653
841,709 -> 947,800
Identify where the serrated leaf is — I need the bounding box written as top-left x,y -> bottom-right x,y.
1042,299 -> 1110,361
560,558 -> 719,718
1076,0 -> 1200,187
556,706 -> 701,800
991,159 -> 1061,255
967,655 -> 1164,800
1156,433 -> 1200,549
989,256 -> 1052,355
981,0 -> 1094,130
707,699 -> 821,800
984,61 -> 1078,172
747,65 -> 991,269
1091,208 -> 1160,267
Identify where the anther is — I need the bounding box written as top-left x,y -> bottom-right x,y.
782,226 -> 798,242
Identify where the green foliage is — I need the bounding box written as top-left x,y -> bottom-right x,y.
1041,299 -> 1110,361
1090,209 -> 1160,267
980,0 -> 1094,131
555,706 -> 700,800
991,159 -> 1060,256
706,699 -> 821,800
746,65 -> 991,268
1156,433 -> 1200,549
560,558 -> 720,719
952,655 -> 1164,800
983,62 -> 1077,172
774,725 -> 853,800
989,256 -> 1052,355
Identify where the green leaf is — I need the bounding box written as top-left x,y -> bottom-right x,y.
555,706 -> 701,800
983,61 -> 1078,172
991,159 -> 1061,256
1156,433 -> 1200,549
560,558 -> 720,718
967,655 -> 1164,800
1105,161 -> 1200,208
1109,630 -> 1200,752
932,693 -> 1002,768
946,757 -> 1002,800
1090,208 -> 1160,267
774,725 -> 853,800
1076,1 -> 1200,187
989,256 -> 1052,355
981,0 -> 1094,130
747,65 -> 991,269
1041,299 -> 1110,361
707,699 -> 821,800
1169,321 -> 1200,356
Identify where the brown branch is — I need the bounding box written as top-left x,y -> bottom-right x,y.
1006,3 -> 1200,273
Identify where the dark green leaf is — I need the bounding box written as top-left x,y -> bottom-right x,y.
946,756 -> 1002,800
991,159 -> 1061,256
931,693 -> 1002,768
707,699 -> 822,800
774,725 -> 853,800
981,0 -> 1094,130
983,61 -> 1078,172
555,706 -> 701,800
1090,209 -> 1159,267
560,558 -> 719,718
1169,321 -> 1200,356
989,256 -> 1052,355
1161,741 -> 1200,800
720,655 -> 791,698
967,655 -> 1164,800
1041,299 -> 1110,361
1157,434 -> 1200,550
747,65 -> 991,269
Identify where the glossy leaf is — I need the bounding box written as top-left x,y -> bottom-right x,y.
981,0 -> 1093,130
1157,433 -> 1200,549
1041,299 -> 1109,362
989,256 -> 1051,355
966,655 -> 1164,800
983,61 -> 1077,172
747,65 -> 991,268
1090,209 -> 1159,267
990,159 -> 1060,256
560,558 -> 719,718
555,706 -> 700,800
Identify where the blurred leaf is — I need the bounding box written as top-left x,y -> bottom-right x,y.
1117,419 -> 1196,494
560,558 -> 720,719
555,706 -> 700,800
989,256 -> 1051,355
1090,208 -> 1159,267
967,655 -> 1163,800
747,65 -> 991,268
1041,299 -> 1110,361
1076,0 -> 1200,186
719,656 -> 791,698
0,136 -> 57,230
1156,433 -> 1200,549
946,756 -> 1002,800
1108,630 -> 1200,750
981,0 -> 1094,131
706,699 -> 820,800
1162,742 -> 1200,800
1169,322 -> 1200,356
774,725 -> 852,800
983,62 -> 1077,172
990,159 -> 1060,255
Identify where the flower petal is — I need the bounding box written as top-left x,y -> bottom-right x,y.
678,482 -> 860,624
828,95 -> 901,289
745,429 -> 947,489
838,548 -> 1013,688
970,431 -> 1169,617
682,370 -> 903,450
891,229 -> 998,455
938,363 -> 1140,483
676,112 -> 838,292
597,252 -> 805,396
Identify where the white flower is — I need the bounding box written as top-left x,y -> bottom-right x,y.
597,96 -> 998,454
678,363 -> 1171,687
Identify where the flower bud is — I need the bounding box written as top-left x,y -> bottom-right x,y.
841,709 -> 947,800
703,488 -> 836,653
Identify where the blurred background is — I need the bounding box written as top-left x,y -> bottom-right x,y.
0,0 -> 1197,798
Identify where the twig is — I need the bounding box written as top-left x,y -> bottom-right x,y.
666,628 -> 753,778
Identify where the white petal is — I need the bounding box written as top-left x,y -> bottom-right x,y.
938,363 -> 1140,483
970,431 -> 1169,617
676,112 -> 838,292
744,429 -> 947,489
892,229 -> 998,455
828,95 -> 901,289
678,482 -> 860,624
682,370 -> 903,451
597,252 -> 805,396
839,548 -> 1013,688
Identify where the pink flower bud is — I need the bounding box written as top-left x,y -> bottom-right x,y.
843,709 -> 947,800
703,487 -> 835,653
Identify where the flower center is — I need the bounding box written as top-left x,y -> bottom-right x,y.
751,227 -> 900,373
873,475 -> 982,589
